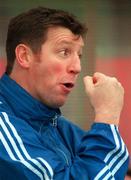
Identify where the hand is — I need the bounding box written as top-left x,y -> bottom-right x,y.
83,72 -> 124,125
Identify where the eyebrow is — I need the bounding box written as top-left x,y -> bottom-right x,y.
59,40 -> 84,55
57,40 -> 84,47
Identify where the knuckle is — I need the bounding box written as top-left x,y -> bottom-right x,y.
112,77 -> 118,82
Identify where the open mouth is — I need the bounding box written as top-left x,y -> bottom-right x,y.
63,83 -> 74,89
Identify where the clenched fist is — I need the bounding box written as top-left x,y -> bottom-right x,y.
83,72 -> 124,125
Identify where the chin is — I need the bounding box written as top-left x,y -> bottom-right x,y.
49,99 -> 66,109
52,102 -> 65,108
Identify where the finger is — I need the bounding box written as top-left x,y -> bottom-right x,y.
93,72 -> 107,85
112,77 -> 118,82
111,77 -> 120,86
83,76 -> 94,93
118,82 -> 122,86
111,77 -> 123,90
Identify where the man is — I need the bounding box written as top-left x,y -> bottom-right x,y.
0,7 -> 129,180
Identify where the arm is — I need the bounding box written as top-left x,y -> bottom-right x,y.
58,117 -> 129,179
73,122 -> 129,180
57,72 -> 129,179
77,72 -> 129,179
0,158 -> 28,180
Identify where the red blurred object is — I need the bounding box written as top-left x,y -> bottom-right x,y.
0,59 -> 6,77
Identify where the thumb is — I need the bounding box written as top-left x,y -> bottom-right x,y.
93,72 -> 107,85
83,76 -> 94,94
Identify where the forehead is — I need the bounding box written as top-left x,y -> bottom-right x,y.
45,26 -> 84,47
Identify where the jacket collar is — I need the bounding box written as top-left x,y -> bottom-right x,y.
0,74 -> 61,127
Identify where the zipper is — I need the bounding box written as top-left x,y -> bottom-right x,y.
52,114 -> 58,127
51,114 -> 70,166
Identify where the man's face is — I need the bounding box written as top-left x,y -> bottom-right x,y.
28,27 -> 84,108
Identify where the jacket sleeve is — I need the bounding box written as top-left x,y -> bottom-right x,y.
68,123 -> 129,180
0,158 -> 29,180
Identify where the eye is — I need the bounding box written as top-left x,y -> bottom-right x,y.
78,53 -> 82,59
59,48 -> 71,58
78,49 -> 83,59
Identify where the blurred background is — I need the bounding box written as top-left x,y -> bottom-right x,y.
0,0 -> 131,168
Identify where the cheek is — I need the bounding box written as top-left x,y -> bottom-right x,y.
36,60 -> 66,82
40,64 -> 65,90
44,62 -> 65,78
45,65 -> 65,87
52,64 -> 65,75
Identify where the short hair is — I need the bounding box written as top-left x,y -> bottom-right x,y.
6,6 -> 87,75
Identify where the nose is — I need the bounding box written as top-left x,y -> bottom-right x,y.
67,55 -> 81,75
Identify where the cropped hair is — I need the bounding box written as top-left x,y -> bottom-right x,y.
6,6 -> 87,74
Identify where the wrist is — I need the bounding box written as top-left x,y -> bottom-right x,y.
94,112 -> 120,125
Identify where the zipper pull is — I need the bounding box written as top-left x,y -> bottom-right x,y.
52,114 -> 57,127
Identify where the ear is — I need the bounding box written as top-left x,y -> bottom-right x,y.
15,44 -> 33,68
